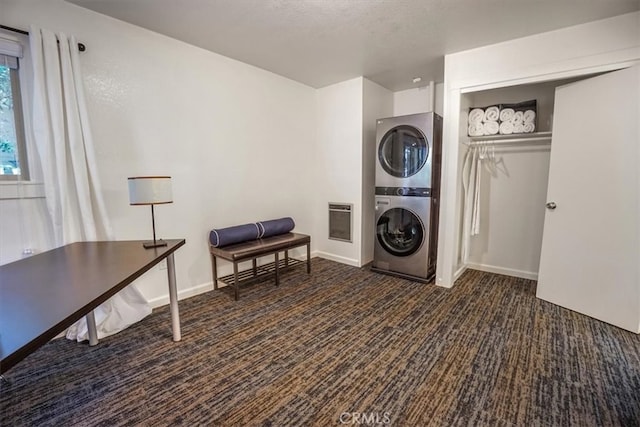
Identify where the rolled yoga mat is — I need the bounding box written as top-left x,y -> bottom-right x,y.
210,223 -> 260,247
257,217 -> 295,238
210,217 -> 296,247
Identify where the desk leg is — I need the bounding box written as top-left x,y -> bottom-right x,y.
86,311 -> 98,346
166,253 -> 181,342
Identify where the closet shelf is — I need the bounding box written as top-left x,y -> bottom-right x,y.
465,131 -> 552,146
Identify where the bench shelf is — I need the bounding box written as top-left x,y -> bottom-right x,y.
209,232 -> 311,300
217,257 -> 305,291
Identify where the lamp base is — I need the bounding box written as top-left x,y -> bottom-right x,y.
143,240 -> 168,249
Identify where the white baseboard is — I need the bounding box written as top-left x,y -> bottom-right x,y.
454,264 -> 468,281
314,251 -> 360,267
147,282 -> 214,309
146,251 -> 362,309
465,262 -> 538,280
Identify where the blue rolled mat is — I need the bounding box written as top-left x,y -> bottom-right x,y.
209,223 -> 260,248
257,217 -> 295,238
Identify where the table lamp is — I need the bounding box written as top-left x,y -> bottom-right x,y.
128,176 -> 173,249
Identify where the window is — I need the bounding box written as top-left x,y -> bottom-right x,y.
0,38 -> 28,181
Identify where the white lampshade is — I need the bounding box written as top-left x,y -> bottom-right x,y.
128,176 -> 173,205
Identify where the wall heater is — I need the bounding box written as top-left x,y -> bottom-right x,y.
328,203 -> 352,242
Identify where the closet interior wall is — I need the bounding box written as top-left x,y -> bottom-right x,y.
459,78 -> 580,280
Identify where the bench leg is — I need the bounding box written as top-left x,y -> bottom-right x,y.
252,259 -> 257,276
233,262 -> 240,301
211,253 -> 218,290
306,242 -> 311,274
275,252 -> 279,286
285,250 -> 289,268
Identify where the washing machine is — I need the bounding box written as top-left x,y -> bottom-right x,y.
372,112 -> 442,282
375,112 -> 441,188
372,190 -> 437,281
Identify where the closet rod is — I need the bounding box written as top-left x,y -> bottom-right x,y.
466,137 -> 552,146
0,24 -> 87,52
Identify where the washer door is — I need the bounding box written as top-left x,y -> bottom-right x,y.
378,125 -> 429,178
376,207 -> 424,257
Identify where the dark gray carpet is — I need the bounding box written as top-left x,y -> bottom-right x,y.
1,258 -> 639,426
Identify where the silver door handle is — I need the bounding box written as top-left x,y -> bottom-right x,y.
546,202 -> 557,210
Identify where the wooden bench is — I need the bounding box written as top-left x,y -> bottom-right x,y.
209,232 -> 311,300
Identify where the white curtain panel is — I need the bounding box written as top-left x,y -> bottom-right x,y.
29,27 -> 151,341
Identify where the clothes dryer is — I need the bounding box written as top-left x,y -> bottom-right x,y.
375,112 -> 441,188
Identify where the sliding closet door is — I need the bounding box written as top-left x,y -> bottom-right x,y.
537,66 -> 639,333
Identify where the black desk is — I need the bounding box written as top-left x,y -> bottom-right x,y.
0,239 -> 186,374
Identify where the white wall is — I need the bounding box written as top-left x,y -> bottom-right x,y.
393,83 -> 444,117
361,78 -> 393,264
0,193 -> 52,263
437,11 -> 640,288
314,77 -> 363,266
3,0 -> 317,305
8,1 -> 637,304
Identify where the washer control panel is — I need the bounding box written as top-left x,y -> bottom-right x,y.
375,187 -> 431,197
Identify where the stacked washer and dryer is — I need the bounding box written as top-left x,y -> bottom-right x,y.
372,112 -> 443,282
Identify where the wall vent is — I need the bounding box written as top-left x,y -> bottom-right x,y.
328,203 -> 352,243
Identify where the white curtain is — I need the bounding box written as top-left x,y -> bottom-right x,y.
29,27 -> 151,341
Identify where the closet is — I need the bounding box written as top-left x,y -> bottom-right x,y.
459,78 -> 575,280
457,66 -> 639,332
436,13 -> 639,332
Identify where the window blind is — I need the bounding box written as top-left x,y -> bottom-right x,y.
0,36 -> 22,69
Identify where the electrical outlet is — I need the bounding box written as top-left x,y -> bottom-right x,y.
158,259 -> 167,270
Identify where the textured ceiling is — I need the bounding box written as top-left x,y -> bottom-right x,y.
67,0 -> 640,91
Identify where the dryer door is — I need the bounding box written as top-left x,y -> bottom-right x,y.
376,207 -> 424,257
378,125 -> 428,178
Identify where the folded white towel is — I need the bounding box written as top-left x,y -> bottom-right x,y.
514,122 -> 525,134
499,108 -> 515,122
483,121 -> 499,135
524,110 -> 536,123
483,106 -> 500,122
499,121 -> 514,135
523,122 -> 535,133
469,108 -> 484,124
468,123 -> 483,137
513,111 -> 524,123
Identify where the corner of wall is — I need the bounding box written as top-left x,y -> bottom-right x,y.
392,84 -> 444,117
313,77 -> 366,265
